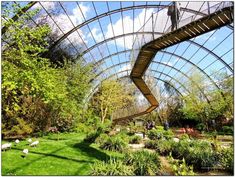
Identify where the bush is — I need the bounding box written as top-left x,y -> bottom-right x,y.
168,155 -> 195,176
116,131 -> 130,143
100,135 -> 128,152
172,139 -> 219,170
221,126 -> 233,135
163,130 -> 174,140
90,158 -> 134,176
144,140 -> 158,149
129,135 -> 141,144
155,139 -> 175,156
145,139 -> 175,155
8,118 -> 33,137
147,128 -> 164,140
95,133 -> 109,145
186,140 -> 217,170
218,147 -> 234,173
171,139 -> 191,159
147,127 -> 173,140
124,150 -> 161,175
83,131 -> 100,143
196,123 -> 206,131
180,133 -> 190,140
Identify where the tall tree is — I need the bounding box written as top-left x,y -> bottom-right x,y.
92,80 -> 134,123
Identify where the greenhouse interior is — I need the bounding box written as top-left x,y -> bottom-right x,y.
1,1 -> 234,176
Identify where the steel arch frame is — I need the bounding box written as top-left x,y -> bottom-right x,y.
92,60 -> 210,102
115,75 -> 183,97
92,68 -> 191,97
188,40 -> 233,73
87,71 -> 184,103
91,49 -> 223,92
79,33 -> 232,75
47,5 -> 217,51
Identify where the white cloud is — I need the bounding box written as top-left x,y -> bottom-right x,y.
100,8 -> 155,49
118,63 -> 131,73
34,2 -> 90,48
88,27 -> 103,42
32,2 -> 56,10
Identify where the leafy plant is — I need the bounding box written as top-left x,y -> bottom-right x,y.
2,3 -> 93,138
144,140 -> 158,149
155,139 -> 175,156
147,126 -> 173,140
221,126 -> 233,135
90,158 -> 134,176
124,150 -> 161,175
168,154 -> 195,176
83,131 -> 100,143
180,133 -> 190,140
218,147 -> 234,173
95,133 -> 109,145
100,135 -> 128,152
129,135 -> 142,144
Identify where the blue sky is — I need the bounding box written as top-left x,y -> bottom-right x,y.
2,1 -> 233,97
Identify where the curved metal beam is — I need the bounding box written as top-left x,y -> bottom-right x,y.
93,68 -> 190,96
188,40 -> 233,73
87,69 -> 184,103
2,1 -> 37,34
76,31 -> 162,56
91,49 -> 222,92
92,60 -> 210,102
86,38 -> 232,77
48,5 -> 214,51
116,75 -> 183,97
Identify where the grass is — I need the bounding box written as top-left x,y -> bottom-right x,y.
1,132 -> 123,175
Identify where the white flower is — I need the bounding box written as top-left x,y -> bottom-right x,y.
1,143 -> 11,150
173,138 -> 180,143
30,140 -> 39,147
23,149 -> 28,154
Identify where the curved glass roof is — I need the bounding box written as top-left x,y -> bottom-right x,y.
2,1 -> 234,116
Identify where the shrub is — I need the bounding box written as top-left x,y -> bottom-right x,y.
124,150 -> 161,175
171,139 -> 191,159
163,130 -> 174,140
100,135 -> 128,152
172,139 -> 219,170
129,135 -> 141,144
147,128 -> 164,140
9,118 -> 33,137
147,127 -> 174,140
95,133 -> 109,145
116,131 -> 130,143
221,126 -> 233,135
144,140 -> 158,149
218,147 -> 234,173
90,158 -> 134,176
168,154 -> 195,176
180,133 -> 190,140
196,123 -> 206,131
155,139 -> 175,156
186,140 -> 217,170
83,131 -> 100,143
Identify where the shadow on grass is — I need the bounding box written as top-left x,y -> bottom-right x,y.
11,147 -> 94,163
8,147 -> 94,175
72,141 -> 110,161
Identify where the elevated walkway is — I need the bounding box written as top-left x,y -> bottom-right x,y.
113,6 -> 233,124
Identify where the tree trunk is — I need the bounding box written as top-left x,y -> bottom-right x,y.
101,107 -> 108,124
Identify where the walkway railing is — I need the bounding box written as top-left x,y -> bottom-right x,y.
112,2 -> 233,124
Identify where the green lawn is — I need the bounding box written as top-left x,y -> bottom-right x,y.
1,132 -> 123,175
